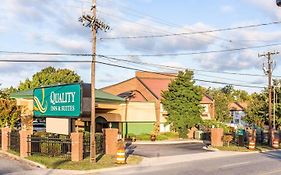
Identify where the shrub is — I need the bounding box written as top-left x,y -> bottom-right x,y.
161,132 -> 179,139
40,142 -> 61,156
156,134 -> 168,141
136,133 -> 150,141
223,135 -> 234,147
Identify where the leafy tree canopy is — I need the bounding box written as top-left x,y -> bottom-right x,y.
161,70 -> 203,138
205,88 -> 231,122
244,92 -> 268,128
18,66 -> 82,91
0,99 -> 21,128
0,86 -> 17,99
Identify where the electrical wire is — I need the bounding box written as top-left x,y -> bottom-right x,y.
98,0 -> 235,43
98,55 -> 273,78
100,21 -> 281,40
0,58 -> 267,88
0,50 -> 278,78
101,42 -> 281,57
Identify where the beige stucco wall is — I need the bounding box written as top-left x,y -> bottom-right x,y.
16,99 -> 33,116
112,102 -> 157,122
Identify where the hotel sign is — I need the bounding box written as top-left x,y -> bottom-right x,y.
33,84 -> 81,117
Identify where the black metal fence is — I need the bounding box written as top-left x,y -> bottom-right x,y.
83,133 -> 104,158
28,135 -> 71,158
9,130 -> 20,152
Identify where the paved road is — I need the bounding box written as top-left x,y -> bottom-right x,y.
130,142 -> 209,157
0,153 -> 37,175
97,150 -> 281,175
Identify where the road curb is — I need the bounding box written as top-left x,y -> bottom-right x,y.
0,150 -> 46,169
133,140 -> 203,145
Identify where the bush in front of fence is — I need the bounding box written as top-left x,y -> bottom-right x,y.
29,133 -> 71,158
40,142 -> 62,157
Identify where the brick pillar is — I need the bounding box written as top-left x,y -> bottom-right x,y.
104,128 -> 118,155
211,128 -> 224,147
2,128 -> 11,151
19,130 -> 32,158
71,132 -> 83,162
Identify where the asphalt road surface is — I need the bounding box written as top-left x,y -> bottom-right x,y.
130,142 -> 209,157
0,153 -> 37,175
98,150 -> 281,175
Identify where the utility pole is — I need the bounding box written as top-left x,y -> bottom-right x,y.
79,0 -> 110,162
259,51 -> 279,145
273,85 -> 276,130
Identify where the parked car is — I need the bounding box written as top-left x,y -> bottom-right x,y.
33,122 -> 46,132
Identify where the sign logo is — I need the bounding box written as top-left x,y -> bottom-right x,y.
33,84 -> 81,117
34,88 -> 48,114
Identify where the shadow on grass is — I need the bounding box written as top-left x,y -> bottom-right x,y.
43,157 -> 71,175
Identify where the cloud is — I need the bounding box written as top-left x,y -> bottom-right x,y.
104,20 -> 218,53
196,50 -> 260,71
243,0 -> 281,20
2,0 -> 91,51
220,5 -> 235,13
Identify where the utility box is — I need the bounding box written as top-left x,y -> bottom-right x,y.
195,130 -> 204,140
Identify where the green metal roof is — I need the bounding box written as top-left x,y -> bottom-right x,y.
10,89 -> 33,99
10,88 -> 124,103
95,89 -> 124,102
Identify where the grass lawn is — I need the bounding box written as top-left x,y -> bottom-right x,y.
8,150 -> 20,156
27,154 -> 143,170
214,144 -> 278,152
214,145 -> 252,152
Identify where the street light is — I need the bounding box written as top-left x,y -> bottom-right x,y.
277,0 -> 281,6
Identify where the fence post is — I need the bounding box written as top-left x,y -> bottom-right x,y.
19,130 -> 32,158
70,132 -> 83,161
104,128 -> 118,155
1,127 -> 11,152
211,128 -> 224,147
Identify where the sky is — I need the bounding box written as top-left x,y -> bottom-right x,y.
1,0 -> 281,93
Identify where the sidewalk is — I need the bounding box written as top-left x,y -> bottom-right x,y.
133,139 -> 203,145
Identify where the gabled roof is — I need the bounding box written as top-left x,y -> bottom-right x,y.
135,72 -> 214,104
229,102 -> 246,111
138,77 -> 172,99
201,94 -> 214,104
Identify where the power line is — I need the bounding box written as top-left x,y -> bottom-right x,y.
0,50 -> 93,57
98,55 -> 271,78
96,61 -> 265,89
0,59 -> 92,63
100,55 -> 262,84
0,50 -> 279,78
2,41 -> 281,58
0,58 -> 266,88
100,21 -> 281,40
98,0 -> 232,43
101,42 -> 281,57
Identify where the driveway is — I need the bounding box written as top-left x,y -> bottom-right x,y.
129,142 -> 210,157
0,153 -> 38,175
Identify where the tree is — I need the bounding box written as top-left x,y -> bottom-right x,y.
205,88 -> 231,122
161,70 -> 203,138
244,92 -> 267,128
18,66 -> 82,91
0,86 -> 17,99
0,99 -> 21,128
